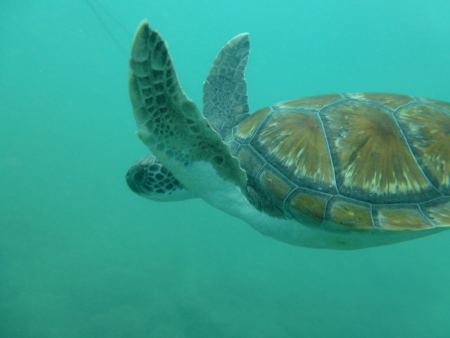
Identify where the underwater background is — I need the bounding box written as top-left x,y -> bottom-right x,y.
1,0 -> 450,337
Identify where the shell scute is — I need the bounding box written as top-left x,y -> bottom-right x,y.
286,188 -> 330,227
325,196 -> 374,230
396,104 -> 450,194
418,98 -> 450,111
421,197 -> 450,227
275,94 -> 342,110
234,106 -> 271,141
374,204 -> 434,230
235,145 -> 265,178
345,93 -> 415,110
258,166 -> 296,204
253,110 -> 337,194
321,101 -> 438,203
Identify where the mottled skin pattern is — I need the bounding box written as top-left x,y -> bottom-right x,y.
203,33 -> 250,140
127,21 -> 450,249
232,93 -> 450,231
126,154 -> 193,201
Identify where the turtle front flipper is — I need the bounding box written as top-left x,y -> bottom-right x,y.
128,21 -> 248,213
203,33 -> 250,139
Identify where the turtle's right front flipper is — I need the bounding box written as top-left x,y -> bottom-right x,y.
128,21 -> 247,208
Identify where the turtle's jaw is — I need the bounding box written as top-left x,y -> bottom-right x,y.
126,154 -> 195,202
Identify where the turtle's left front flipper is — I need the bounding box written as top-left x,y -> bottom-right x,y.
203,33 -> 251,139
128,21 -> 247,207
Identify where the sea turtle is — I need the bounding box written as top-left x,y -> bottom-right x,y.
126,21 -> 450,250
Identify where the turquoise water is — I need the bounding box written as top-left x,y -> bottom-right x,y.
1,0 -> 450,336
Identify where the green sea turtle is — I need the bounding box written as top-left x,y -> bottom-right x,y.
126,21 -> 450,249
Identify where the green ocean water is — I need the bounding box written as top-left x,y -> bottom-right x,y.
1,0 -> 450,336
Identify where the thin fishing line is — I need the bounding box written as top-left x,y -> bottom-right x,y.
85,0 -> 129,58
90,0 -> 133,36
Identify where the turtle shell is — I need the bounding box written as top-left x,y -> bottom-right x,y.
231,93 -> 450,233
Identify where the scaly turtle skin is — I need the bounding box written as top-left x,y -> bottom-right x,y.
127,21 -> 450,249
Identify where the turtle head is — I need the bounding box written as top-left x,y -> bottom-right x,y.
126,154 -> 196,202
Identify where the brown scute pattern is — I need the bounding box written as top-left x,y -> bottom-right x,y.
228,140 -> 240,156
345,93 -> 415,110
129,22 -> 246,191
275,94 -> 342,110
233,93 -> 450,235
258,167 -> 296,205
235,145 -> 265,178
396,104 -> 450,194
419,98 -> 450,111
234,107 -> 271,141
256,111 -> 337,193
321,101 -> 438,203
374,205 -> 434,230
287,189 -> 330,227
325,196 -> 374,230
421,198 -> 450,227
235,146 -> 290,219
